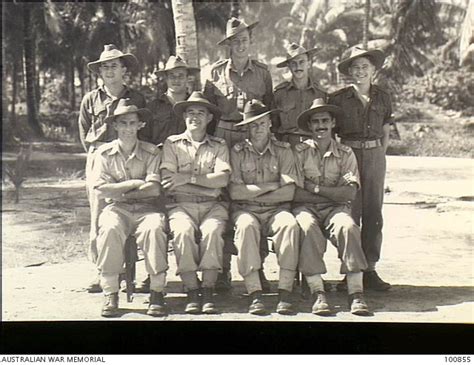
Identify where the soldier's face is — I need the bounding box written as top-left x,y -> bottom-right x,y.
349,57 -> 376,84
166,68 -> 188,94
229,30 -> 250,58
248,116 -> 271,142
288,54 -> 309,81
307,112 -> 335,140
184,105 -> 213,134
113,113 -> 145,142
99,59 -> 127,84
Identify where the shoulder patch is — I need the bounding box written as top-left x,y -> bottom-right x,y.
294,142 -> 311,152
273,140 -> 291,149
274,81 -> 290,92
140,141 -> 160,155
166,134 -> 185,143
96,141 -> 115,154
232,141 -> 245,152
336,142 -> 352,153
252,59 -> 268,70
209,135 -> 226,145
211,59 -> 229,70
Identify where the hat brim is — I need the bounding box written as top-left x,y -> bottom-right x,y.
217,21 -> 259,46
297,105 -> 342,132
104,108 -> 152,124
276,47 -> 319,68
87,54 -> 139,74
174,100 -> 221,121
235,109 -> 276,127
155,66 -> 200,76
337,49 -> 385,76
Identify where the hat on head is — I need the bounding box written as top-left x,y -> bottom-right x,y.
155,55 -> 200,76
297,98 -> 342,132
87,44 -> 138,74
235,99 -> 276,127
337,46 -> 385,76
217,17 -> 259,46
104,98 -> 152,124
173,91 -> 221,120
276,42 -> 319,68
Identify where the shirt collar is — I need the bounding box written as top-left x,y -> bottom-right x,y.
288,75 -> 319,91
99,84 -> 130,99
244,137 -> 276,156
181,131 -> 213,146
108,140 -> 144,161
308,138 -> 341,159
227,58 -> 253,75
347,84 -> 378,99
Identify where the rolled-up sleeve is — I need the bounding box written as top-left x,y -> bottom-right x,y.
145,150 -> 162,183
214,143 -> 231,173
337,151 -> 360,189
160,139 -> 178,172
279,148 -> 302,186
230,149 -> 244,184
383,93 -> 394,125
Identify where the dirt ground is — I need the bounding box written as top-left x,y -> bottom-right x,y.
1,153 -> 473,322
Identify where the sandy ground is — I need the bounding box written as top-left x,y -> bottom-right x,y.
2,155 -> 473,322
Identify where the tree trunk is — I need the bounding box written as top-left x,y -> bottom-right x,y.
11,60 -> 18,130
362,0 -> 371,49
76,59 -> 85,99
35,61 -> 40,112
171,0 -> 200,90
70,56 -> 76,111
460,0 -> 473,67
22,4 -> 43,137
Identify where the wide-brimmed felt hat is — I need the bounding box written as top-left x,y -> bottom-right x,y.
87,44 -> 138,74
276,42 -> 319,68
297,98 -> 342,132
155,55 -> 200,76
174,91 -> 221,119
235,99 -> 276,127
104,98 -> 152,124
337,46 -> 385,76
217,17 -> 259,46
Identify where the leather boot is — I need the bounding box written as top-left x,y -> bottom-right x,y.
202,287 -> 218,314
349,292 -> 370,316
363,271 -> 391,291
147,290 -> 167,317
311,291 -> 331,316
276,289 -> 294,315
136,275 -> 151,294
215,269 -> 232,293
101,293 -> 119,317
185,289 -> 201,314
259,269 -> 271,293
248,290 -> 266,315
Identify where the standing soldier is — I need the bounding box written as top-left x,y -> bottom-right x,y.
203,17 -> 275,291
141,55 -> 199,145
160,91 -> 230,314
329,46 -> 393,291
293,98 -> 370,316
92,99 -> 168,317
229,100 -> 300,315
79,45 -> 146,293
274,43 -> 327,147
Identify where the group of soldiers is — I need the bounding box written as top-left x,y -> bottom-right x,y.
79,17 -> 394,318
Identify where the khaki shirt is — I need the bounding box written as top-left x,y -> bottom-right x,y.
160,132 -> 231,198
328,84 -> 393,141
139,92 -> 187,145
203,59 -> 274,122
230,137 -> 301,203
92,140 -> 161,209
274,77 -> 327,135
294,138 -> 360,207
78,85 -> 146,152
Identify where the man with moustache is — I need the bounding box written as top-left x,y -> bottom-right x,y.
329,47 -> 393,291
292,98 -> 370,316
229,100 -> 300,315
274,43 -> 327,147
203,17 -> 275,291
78,45 -> 146,293
160,92 -> 230,314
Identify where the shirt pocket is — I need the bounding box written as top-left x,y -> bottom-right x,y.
200,150 -> 217,174
368,104 -> 386,134
241,162 -> 257,184
323,170 -> 340,187
263,159 -> 280,182
279,99 -> 297,130
177,155 -> 193,173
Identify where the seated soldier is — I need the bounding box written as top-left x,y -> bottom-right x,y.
229,100 -> 300,315
92,98 -> 168,318
292,98 -> 370,316
160,91 -> 230,315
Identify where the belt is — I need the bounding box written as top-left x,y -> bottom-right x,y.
170,195 -> 218,203
341,139 -> 382,149
217,120 -> 244,132
235,201 -> 286,207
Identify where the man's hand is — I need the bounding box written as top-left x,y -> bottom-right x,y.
161,172 -> 190,191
